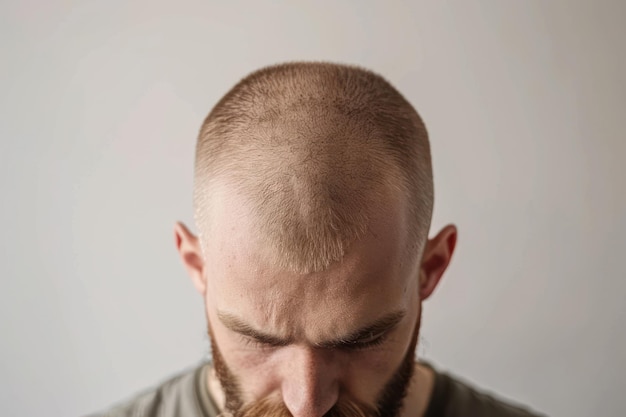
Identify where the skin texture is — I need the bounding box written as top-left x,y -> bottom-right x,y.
193,62 -> 434,275
175,181 -> 457,417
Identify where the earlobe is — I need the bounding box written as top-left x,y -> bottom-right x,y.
419,224 -> 457,300
174,222 -> 207,295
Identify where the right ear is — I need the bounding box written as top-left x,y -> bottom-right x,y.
174,222 -> 206,295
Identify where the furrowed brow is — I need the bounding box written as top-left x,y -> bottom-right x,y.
217,311 -> 292,346
315,310 -> 406,349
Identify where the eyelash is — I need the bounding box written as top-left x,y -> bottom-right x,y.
343,334 -> 388,350
237,331 -> 390,351
239,335 -> 281,350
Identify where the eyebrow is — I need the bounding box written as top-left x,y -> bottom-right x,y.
217,311 -> 293,346
217,309 -> 406,349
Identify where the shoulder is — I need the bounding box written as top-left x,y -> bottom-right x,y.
425,364 -> 547,417
85,364 -> 209,417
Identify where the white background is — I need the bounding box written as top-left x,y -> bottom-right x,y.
1,1 -> 624,416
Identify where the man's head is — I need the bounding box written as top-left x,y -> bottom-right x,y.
175,62 -> 457,417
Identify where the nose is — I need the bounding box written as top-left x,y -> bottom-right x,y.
281,346 -> 340,417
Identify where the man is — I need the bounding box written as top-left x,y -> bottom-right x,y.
90,62 -> 545,417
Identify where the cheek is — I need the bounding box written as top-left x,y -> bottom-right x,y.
343,320 -> 416,399
208,309 -> 284,398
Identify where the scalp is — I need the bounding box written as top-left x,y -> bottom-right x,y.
193,62 -> 433,273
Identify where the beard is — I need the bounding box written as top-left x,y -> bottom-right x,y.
209,313 -> 420,417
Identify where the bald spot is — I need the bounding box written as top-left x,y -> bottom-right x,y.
193,62 -> 433,273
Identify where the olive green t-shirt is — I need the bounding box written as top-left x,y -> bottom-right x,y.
87,362 -> 546,417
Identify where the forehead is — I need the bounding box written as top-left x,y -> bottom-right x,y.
201,183 -> 415,340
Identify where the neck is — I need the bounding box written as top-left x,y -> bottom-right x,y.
207,365 -> 227,410
400,362 -> 435,417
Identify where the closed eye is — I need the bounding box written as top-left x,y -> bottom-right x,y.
220,310 -> 404,352
239,334 -> 287,349
335,332 -> 389,351
239,332 -> 388,351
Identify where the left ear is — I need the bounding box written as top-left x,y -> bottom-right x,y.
418,224 -> 457,300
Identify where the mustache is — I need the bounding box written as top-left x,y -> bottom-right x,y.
220,395 -> 379,417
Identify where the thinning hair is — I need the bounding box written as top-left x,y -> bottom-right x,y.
193,62 -> 433,273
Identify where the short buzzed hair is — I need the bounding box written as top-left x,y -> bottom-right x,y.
193,62 -> 433,273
